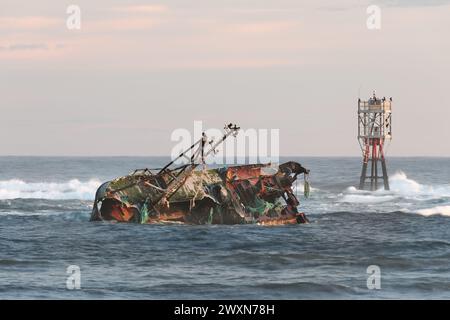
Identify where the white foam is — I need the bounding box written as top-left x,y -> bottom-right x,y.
0,179 -> 101,200
415,206 -> 450,217
0,210 -> 61,216
340,171 -> 450,203
340,194 -> 396,203
389,171 -> 450,199
340,185 -> 396,203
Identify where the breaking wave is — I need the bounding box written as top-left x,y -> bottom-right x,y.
0,179 -> 101,200
415,206 -> 450,217
339,192 -> 396,203
389,171 -> 450,199
340,171 -> 450,203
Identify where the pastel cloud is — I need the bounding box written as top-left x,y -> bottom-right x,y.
88,18 -> 159,31
109,5 -> 169,14
0,16 -> 61,30
222,21 -> 300,34
1,1 -> 449,70
0,43 -> 48,51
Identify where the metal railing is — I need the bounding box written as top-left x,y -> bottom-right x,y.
358,101 -> 391,112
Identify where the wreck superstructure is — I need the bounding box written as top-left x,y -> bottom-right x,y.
91,124 -> 310,225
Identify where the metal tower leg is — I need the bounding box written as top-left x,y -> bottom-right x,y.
359,142 -> 370,190
381,158 -> 389,190
379,143 -> 390,190
359,161 -> 368,190
370,143 -> 376,191
369,160 -> 373,190
374,140 -> 378,191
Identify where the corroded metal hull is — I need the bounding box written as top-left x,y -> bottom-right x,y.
91,161 -> 309,225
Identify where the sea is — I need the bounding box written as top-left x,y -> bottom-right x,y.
0,156 -> 449,299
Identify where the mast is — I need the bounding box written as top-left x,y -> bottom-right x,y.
154,123 -> 240,208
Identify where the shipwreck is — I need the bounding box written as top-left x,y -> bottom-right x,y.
91,124 -> 310,225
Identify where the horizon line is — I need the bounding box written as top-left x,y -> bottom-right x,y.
0,155 -> 449,158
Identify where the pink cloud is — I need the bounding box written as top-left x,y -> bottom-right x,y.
109,5 -> 169,14
88,18 -> 159,31
223,21 -> 300,34
0,16 -> 61,30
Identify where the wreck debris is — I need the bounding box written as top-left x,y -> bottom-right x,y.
90,124 -> 310,225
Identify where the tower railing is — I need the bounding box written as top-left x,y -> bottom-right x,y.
358,101 -> 391,111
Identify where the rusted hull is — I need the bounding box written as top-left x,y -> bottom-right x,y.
97,206 -> 307,225
95,203 -> 308,225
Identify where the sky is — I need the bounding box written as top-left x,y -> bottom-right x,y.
1,0 -> 450,156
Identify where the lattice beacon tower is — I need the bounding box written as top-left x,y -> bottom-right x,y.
358,92 -> 392,191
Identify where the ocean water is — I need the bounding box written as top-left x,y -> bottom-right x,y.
0,156 -> 449,299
